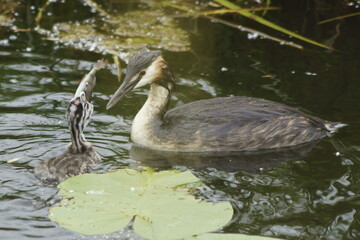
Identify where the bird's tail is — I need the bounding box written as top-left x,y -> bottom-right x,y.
325,121 -> 347,135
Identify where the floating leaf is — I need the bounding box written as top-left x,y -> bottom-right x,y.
43,10 -> 190,61
84,0 -> 112,18
0,14 -> 10,26
0,0 -> 17,27
49,168 -> 233,240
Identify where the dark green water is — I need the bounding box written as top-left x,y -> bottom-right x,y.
1,1 -> 360,239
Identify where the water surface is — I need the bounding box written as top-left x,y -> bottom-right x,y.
1,1 -> 360,239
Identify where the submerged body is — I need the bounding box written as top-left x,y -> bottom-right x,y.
107,48 -> 340,152
35,60 -> 107,182
34,146 -> 100,182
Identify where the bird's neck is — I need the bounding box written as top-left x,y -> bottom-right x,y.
131,80 -> 173,145
134,82 -> 171,124
69,124 -> 90,154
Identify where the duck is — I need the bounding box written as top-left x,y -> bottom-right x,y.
106,48 -> 341,152
34,59 -> 107,182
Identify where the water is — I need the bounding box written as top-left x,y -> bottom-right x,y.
1,1 -> 360,239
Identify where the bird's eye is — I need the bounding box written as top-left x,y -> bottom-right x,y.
80,92 -> 87,102
139,71 -> 146,77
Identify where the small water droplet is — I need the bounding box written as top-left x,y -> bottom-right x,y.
0,39 -> 9,46
348,191 -> 355,196
305,71 -> 317,76
342,158 -> 354,166
229,183 -> 237,188
247,33 -> 259,40
9,35 -> 17,40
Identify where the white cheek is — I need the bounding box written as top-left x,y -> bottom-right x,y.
134,63 -> 158,89
69,104 -> 77,112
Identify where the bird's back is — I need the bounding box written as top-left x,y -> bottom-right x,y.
34,145 -> 101,182
152,96 -> 330,151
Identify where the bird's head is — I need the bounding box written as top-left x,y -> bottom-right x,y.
66,68 -> 96,131
106,48 -> 170,110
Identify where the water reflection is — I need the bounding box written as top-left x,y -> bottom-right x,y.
194,149 -> 360,240
130,141 -> 319,172
1,48 -> 359,239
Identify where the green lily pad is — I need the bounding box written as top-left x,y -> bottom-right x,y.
49,168 -> 233,240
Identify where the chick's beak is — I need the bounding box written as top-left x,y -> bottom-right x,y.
106,74 -> 142,110
74,75 -> 96,102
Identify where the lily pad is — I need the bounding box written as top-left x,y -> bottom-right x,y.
49,168 -> 233,240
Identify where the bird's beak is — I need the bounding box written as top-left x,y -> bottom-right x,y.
74,74 -> 96,102
106,74 -> 142,110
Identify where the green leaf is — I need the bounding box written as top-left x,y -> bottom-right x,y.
185,233 -> 282,240
317,11 -> 360,24
49,169 -> 233,240
214,0 -> 331,50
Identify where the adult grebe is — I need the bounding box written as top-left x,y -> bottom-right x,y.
106,48 -> 341,152
35,60 -> 107,182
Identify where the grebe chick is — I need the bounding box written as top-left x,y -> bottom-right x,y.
35,59 -> 107,182
106,48 -> 342,152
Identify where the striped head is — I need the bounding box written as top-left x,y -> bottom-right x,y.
66,63 -> 99,153
66,89 -> 94,153
67,92 -> 93,136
